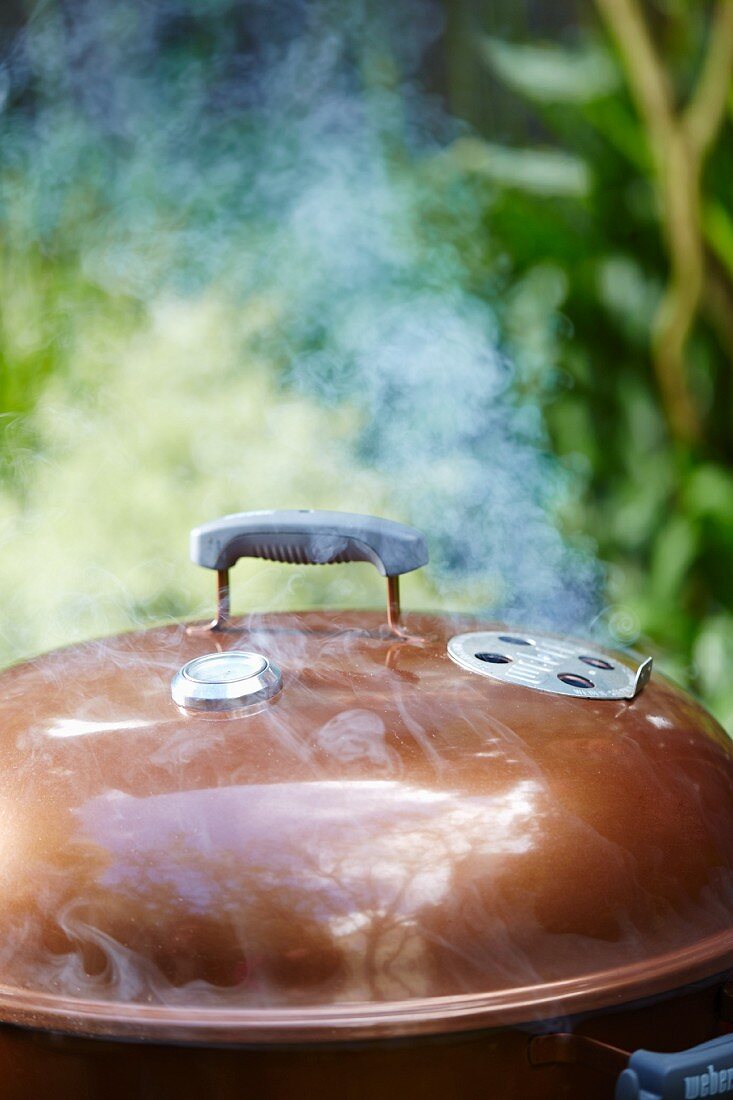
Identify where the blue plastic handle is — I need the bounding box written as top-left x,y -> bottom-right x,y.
616,1034 -> 733,1099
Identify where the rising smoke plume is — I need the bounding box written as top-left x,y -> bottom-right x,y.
0,0 -> 603,662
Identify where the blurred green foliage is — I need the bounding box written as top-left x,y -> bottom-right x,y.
445,3 -> 733,725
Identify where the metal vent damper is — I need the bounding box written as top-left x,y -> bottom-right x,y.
447,631 -> 652,700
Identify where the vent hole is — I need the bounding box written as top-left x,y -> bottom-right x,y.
558,673 -> 595,689
498,635 -> 533,646
580,656 -> 614,670
475,652 -> 512,664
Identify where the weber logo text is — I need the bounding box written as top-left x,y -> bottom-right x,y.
684,1064 -> 733,1097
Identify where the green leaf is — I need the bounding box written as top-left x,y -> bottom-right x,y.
703,200 -> 733,281
480,37 -> 620,104
451,138 -> 590,198
576,99 -> 653,174
595,255 -> 661,345
693,615 -> 733,703
683,464 -> 733,524
650,514 -> 699,603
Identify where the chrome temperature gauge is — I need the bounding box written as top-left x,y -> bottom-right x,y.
171,651 -> 282,714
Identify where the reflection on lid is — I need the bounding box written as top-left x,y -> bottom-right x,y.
62,779 -> 541,1003
45,718 -> 154,740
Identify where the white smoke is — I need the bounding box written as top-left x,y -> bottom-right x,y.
0,0 -> 602,665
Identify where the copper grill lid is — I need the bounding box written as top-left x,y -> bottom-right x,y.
0,510 -> 732,1044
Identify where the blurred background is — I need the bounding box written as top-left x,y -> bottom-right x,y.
2,1 -> 733,724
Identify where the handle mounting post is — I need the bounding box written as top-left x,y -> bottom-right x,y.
188,510 -> 428,636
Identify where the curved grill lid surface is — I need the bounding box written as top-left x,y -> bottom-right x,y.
0,611 -> 732,1043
